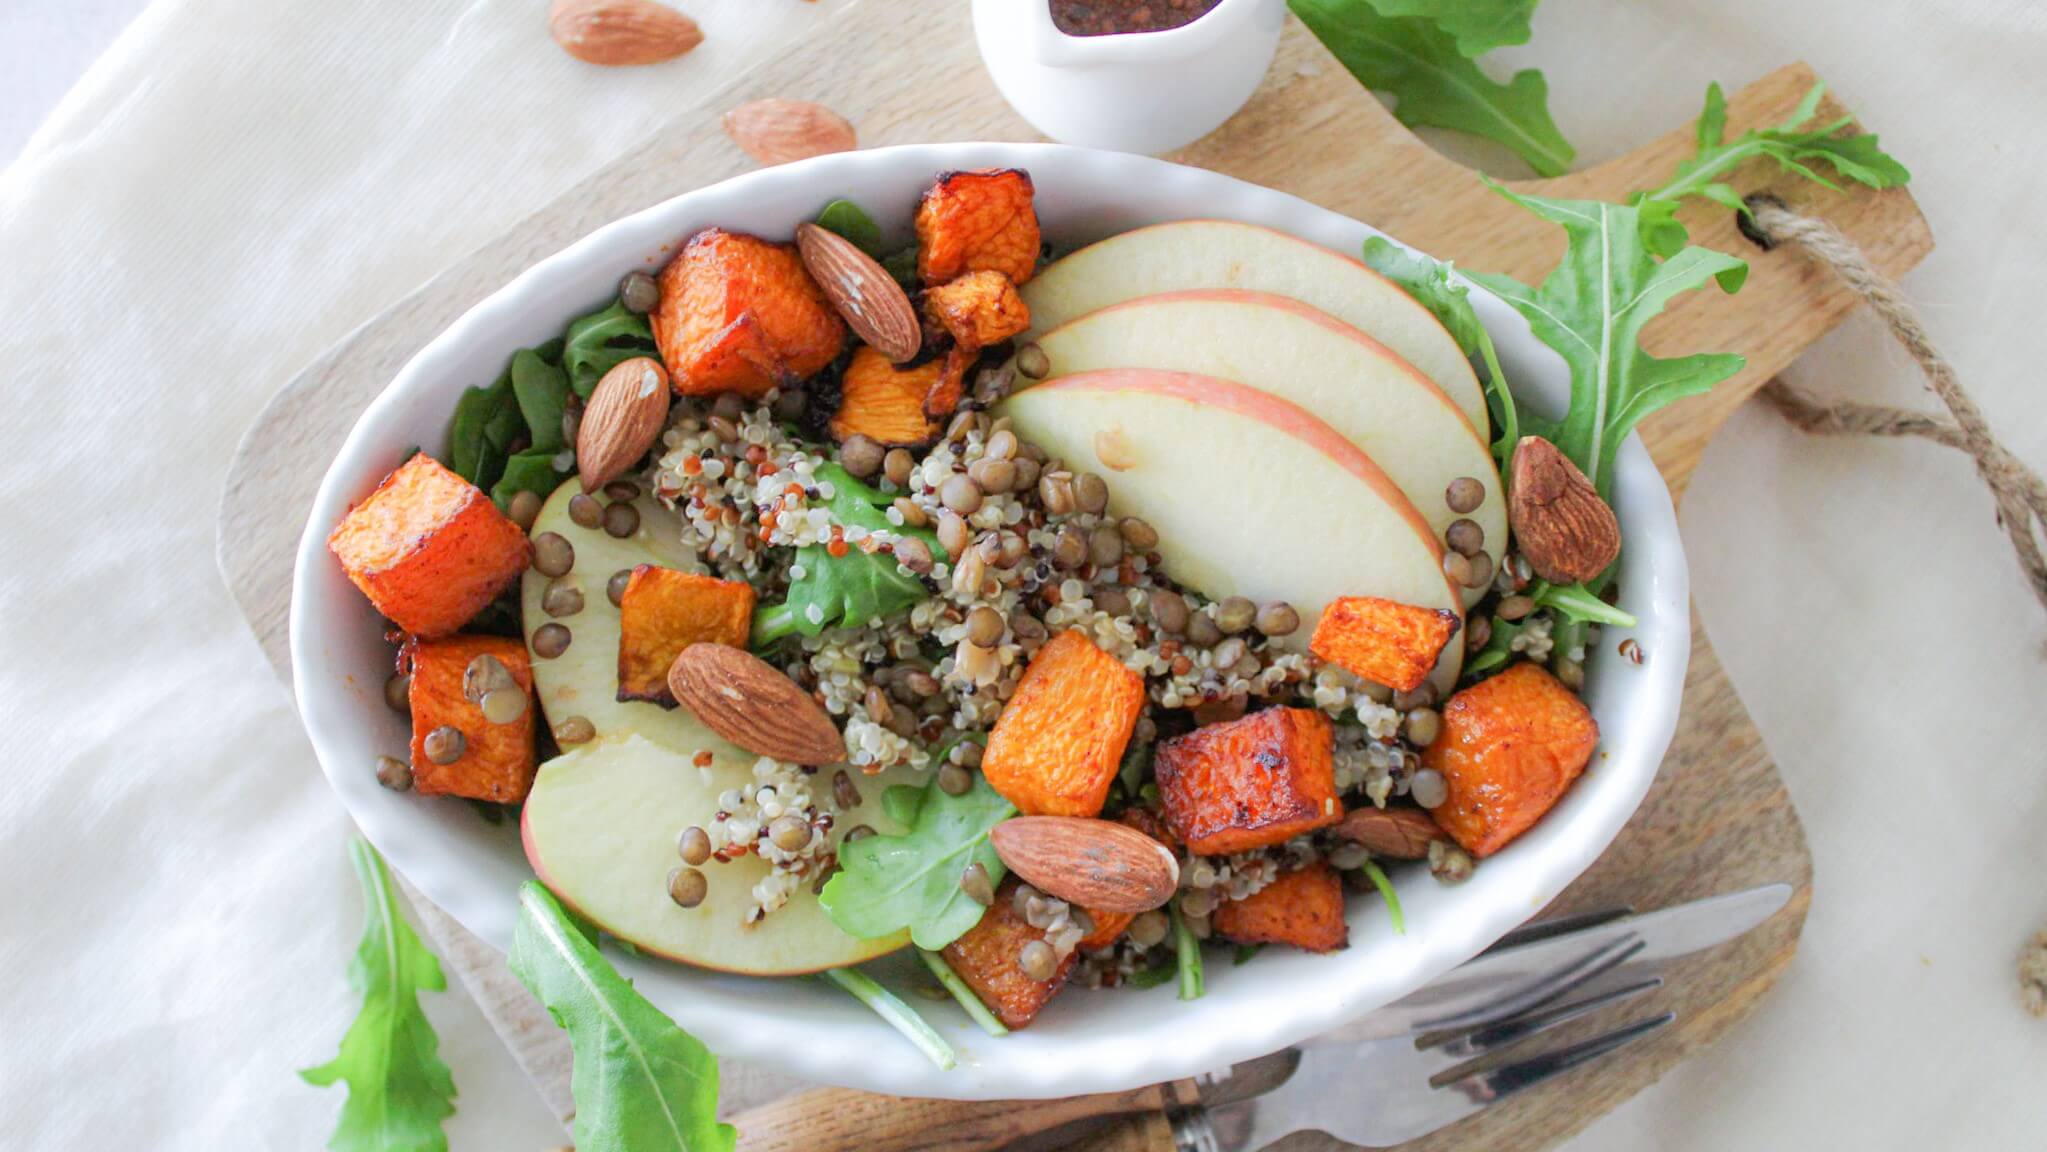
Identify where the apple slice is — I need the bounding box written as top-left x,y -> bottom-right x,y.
523,736 -> 909,975
997,368 -> 1464,685
1024,290 -> 1504,605
518,480 -> 914,973
1021,220 -> 1488,436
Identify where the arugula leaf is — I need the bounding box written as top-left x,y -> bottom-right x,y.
751,464 -> 946,648
1289,0 -> 1573,177
819,774 -> 1015,950
823,968 -> 957,1070
491,448 -> 565,512
815,198 -> 884,257
1361,860 -> 1406,934
1367,0 -> 1535,55
880,247 -> 921,291
1464,187 -> 1748,498
1171,904 -> 1204,1001
1232,943 -> 1264,966
564,300 -> 660,400
1531,580 -> 1635,628
300,839 -> 457,1152
917,948 -> 1009,1037
508,882 -> 735,1152
510,350 -> 572,454
1649,82 -> 1911,218
1124,964 -> 1176,990
1362,237 -> 1517,467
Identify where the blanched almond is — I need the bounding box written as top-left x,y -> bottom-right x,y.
1508,437 -> 1622,585
795,223 -> 920,364
548,0 -> 703,66
724,99 -> 857,167
667,643 -> 846,765
990,816 -> 1180,913
577,357 -> 671,493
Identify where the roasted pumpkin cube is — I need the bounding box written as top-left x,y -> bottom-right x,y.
981,630 -> 1146,817
915,169 -> 1041,286
1421,662 -> 1599,857
922,271 -> 1031,351
1310,595 -> 1462,693
828,345 -> 950,446
616,567 -> 756,704
403,634 -> 536,803
651,228 -> 846,398
1212,862 -> 1349,953
1077,909 -> 1136,952
1154,707 -> 1341,855
919,344 -> 976,420
941,876 -> 1076,1029
328,453 -> 532,638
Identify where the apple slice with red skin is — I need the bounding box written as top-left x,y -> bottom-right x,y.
997,367 -> 1464,686
1019,289 -> 1504,606
1020,219 -> 1488,436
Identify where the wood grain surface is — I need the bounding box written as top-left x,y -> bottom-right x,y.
214,2 -> 1932,1148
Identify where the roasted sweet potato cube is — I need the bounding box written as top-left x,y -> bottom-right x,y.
941,876 -> 1077,1029
1077,909 -> 1136,952
981,630 -> 1146,817
915,169 -> 1041,286
1421,662 -> 1599,857
327,453 -> 532,638
828,345 -> 946,446
1212,862 -> 1349,953
1154,707 -> 1342,855
403,635 -> 536,803
920,344 -> 976,420
922,271 -> 1031,351
652,228 -> 846,398
616,567 -> 756,704
1310,596 -> 1462,693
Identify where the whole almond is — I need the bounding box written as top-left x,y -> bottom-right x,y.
668,643 -> 847,765
724,99 -> 858,167
1332,806 -> 1445,860
548,0 -> 703,66
795,223 -> 921,364
578,356 -> 672,493
1508,436 -> 1622,585
990,816 -> 1181,913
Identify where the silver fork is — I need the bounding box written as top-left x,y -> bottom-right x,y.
1165,930 -> 1677,1151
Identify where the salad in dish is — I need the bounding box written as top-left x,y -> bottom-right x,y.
326,166 -> 1638,1053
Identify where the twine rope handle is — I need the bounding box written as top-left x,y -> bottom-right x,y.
1744,197 -> 2047,615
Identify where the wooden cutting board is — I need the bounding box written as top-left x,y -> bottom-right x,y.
215,2 -> 1930,1148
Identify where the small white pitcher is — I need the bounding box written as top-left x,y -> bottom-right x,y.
972,0 -> 1287,156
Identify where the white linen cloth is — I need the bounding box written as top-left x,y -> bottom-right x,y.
1,1 -> 2041,1148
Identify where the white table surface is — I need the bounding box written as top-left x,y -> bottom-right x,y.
1,1 -> 2042,1149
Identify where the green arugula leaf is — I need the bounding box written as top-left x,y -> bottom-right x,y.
751,464 -> 946,648
1367,0 -> 1536,55
1124,964 -> 1176,990
880,247 -> 921,291
1649,82 -> 1911,217
815,198 -> 884,257
300,839 -> 457,1152
1171,904 -> 1204,1001
1464,187 -> 1748,497
822,968 -> 957,1070
1530,580 -> 1635,627
564,299 -> 660,400
1289,0 -> 1573,177
510,349 -> 572,454
1361,860 -> 1406,934
917,948 -> 1009,1036
508,882 -> 735,1152
819,774 -> 1015,950
491,448 -> 566,512
1362,237 -> 1518,467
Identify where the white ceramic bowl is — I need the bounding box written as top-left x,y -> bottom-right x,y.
291,143 -> 1689,1101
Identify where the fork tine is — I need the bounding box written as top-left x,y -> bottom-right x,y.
1415,933 -> 1647,1033
1439,1011 -> 1676,1107
1426,973 -> 1664,1065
